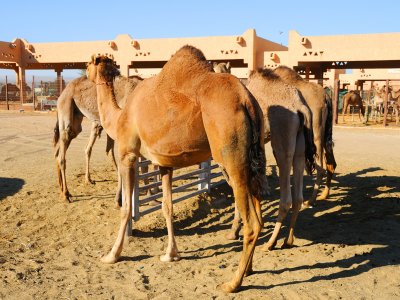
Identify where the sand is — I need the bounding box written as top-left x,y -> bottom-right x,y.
0,111 -> 399,299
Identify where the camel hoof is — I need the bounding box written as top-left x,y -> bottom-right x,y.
302,201 -> 314,209
85,178 -> 95,185
100,253 -> 119,264
245,268 -> 254,277
316,189 -> 330,201
219,282 -> 238,293
160,254 -> 180,262
113,201 -> 121,210
281,241 -> 294,249
150,187 -> 161,195
60,193 -> 71,203
261,241 -> 277,251
225,230 -> 239,240
147,200 -> 162,207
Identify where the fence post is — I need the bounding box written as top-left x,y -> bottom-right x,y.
198,159 -> 211,193
5,76 -> 9,110
32,76 -> 35,111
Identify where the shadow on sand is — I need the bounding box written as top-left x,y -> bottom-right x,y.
125,165 -> 399,290
0,177 -> 25,200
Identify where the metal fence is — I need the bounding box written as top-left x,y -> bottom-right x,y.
0,76 -> 66,110
125,158 -> 224,235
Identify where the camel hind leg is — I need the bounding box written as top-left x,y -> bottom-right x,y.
283,131 -> 305,248
204,138 -> 263,292
318,139 -> 337,201
159,166 -> 180,262
218,160 -> 263,293
85,121 -> 102,185
57,114 -> 83,202
262,148 -> 293,251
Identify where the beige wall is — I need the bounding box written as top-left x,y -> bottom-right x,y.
2,29 -> 400,84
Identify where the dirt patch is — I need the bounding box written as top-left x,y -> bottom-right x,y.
0,111 -> 399,299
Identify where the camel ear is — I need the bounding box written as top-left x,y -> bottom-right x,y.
95,56 -> 102,65
226,62 -> 231,69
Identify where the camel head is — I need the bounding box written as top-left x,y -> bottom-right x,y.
86,54 -> 120,83
213,62 -> 231,74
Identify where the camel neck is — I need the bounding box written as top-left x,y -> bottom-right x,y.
95,80 -> 121,140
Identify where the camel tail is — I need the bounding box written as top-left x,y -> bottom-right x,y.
298,104 -> 316,175
244,93 -> 267,198
53,115 -> 60,156
324,94 -> 337,172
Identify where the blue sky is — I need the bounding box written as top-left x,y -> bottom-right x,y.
1,0 -> 399,79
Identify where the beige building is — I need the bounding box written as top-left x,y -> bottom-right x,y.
2,28 -> 400,111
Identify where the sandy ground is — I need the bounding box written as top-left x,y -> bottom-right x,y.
0,111 -> 399,300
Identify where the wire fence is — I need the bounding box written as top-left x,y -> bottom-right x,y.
0,76 -> 66,110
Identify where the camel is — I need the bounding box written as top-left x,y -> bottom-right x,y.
53,75 -> 142,205
341,90 -> 365,122
213,61 -> 231,74
389,88 -> 400,124
86,46 -> 266,293
273,66 -> 337,207
370,86 -> 386,123
223,68 -> 316,250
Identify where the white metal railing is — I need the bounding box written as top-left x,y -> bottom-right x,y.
124,158 -> 224,235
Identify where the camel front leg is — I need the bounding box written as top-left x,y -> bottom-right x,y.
101,163 -> 135,264
105,135 -> 122,208
85,122 -> 101,185
159,166 -> 180,262
342,100 -> 349,123
226,202 -> 242,240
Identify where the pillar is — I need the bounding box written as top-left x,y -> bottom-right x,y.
383,79 -> 389,126
18,66 -> 26,106
333,79 -> 340,125
305,66 -> 310,82
55,69 -> 62,96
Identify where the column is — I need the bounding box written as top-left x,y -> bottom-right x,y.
18,66 -> 26,106
333,79 -> 340,125
383,80 -> 389,126
55,69 -> 63,96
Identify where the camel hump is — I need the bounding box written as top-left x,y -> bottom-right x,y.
273,65 -> 303,82
157,45 -> 211,88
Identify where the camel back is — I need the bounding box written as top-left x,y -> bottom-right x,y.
156,45 -> 211,90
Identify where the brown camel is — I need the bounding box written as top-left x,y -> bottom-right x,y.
273,66 -> 337,207
86,46 -> 266,293
53,75 -> 142,204
342,90 -> 365,122
224,68 -> 316,250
